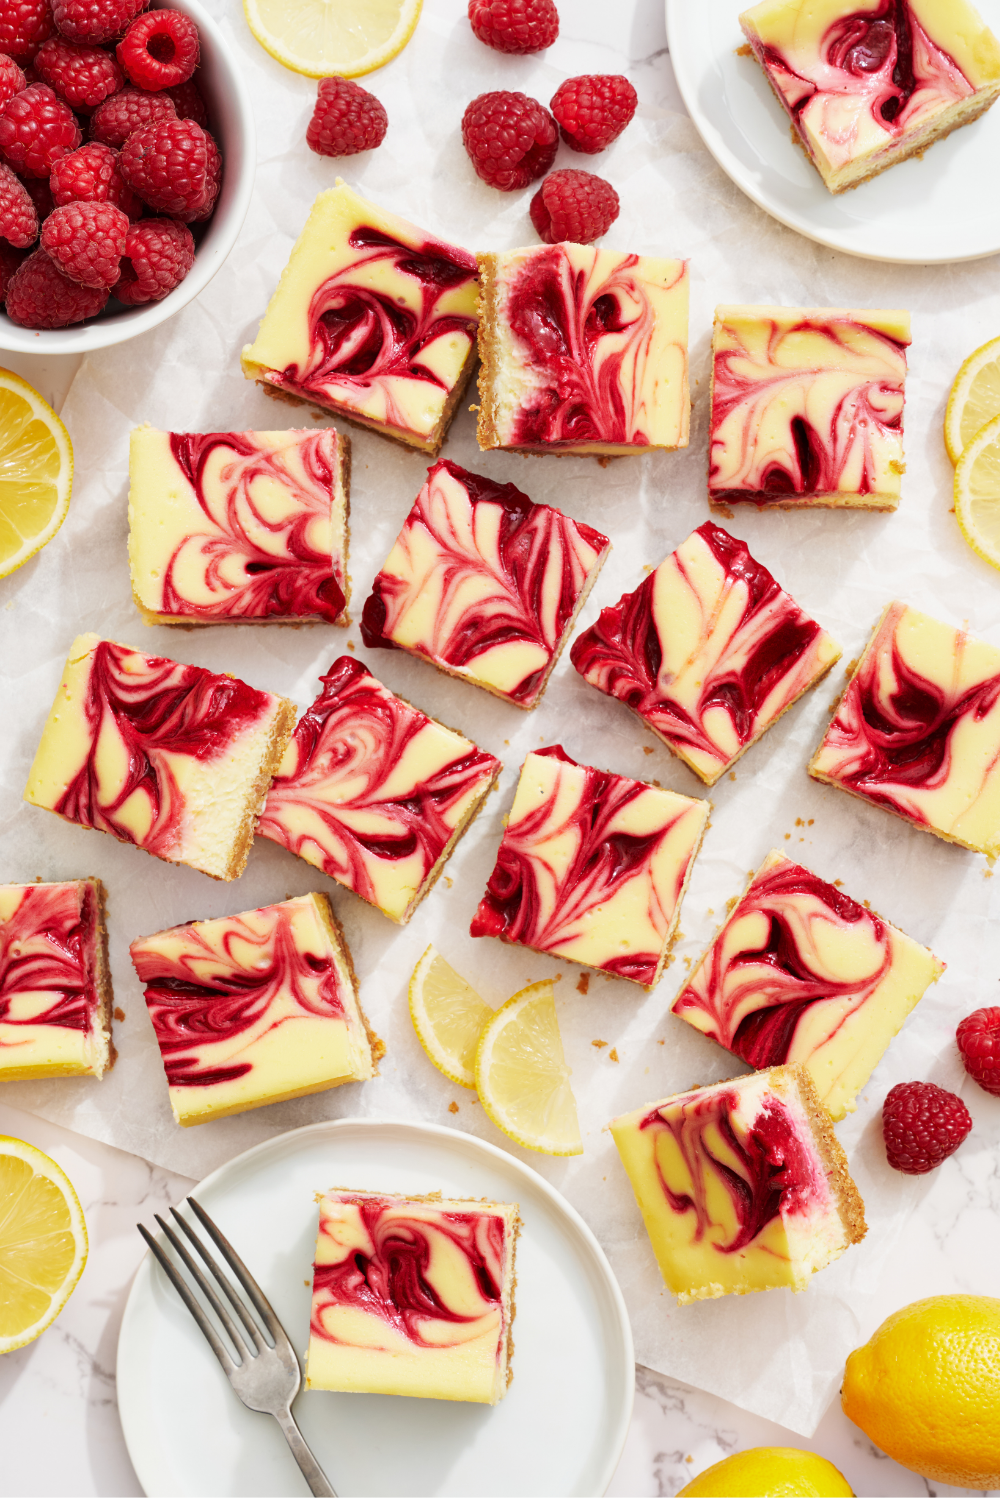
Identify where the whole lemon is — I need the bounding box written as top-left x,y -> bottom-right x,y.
842,1294 -> 1000,1488
677,1447 -> 853,1497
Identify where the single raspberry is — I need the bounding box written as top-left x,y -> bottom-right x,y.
0,53 -> 27,109
51,0 -> 146,45
306,75 -> 386,158
88,83 -> 174,146
468,0 -> 558,54
0,238 -> 25,293
19,167 -> 51,215
0,81 -> 80,176
40,196 -> 126,285
957,1007 -> 1000,1097
118,114 -> 207,218
882,1080 -> 972,1174
50,138 -> 139,214
529,168 -> 619,244
0,158 -> 36,242
117,8 -> 198,90
550,74 -> 638,154
5,242 -> 106,323
111,212 -> 190,303
162,75 -> 205,126
34,35 -> 123,111
461,90 -> 557,190
0,0 -> 53,61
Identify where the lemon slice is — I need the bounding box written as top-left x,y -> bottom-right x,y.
0,1136 -> 88,1354
0,368 -> 73,581
409,944 -> 492,1089
475,981 -> 582,1156
243,0 -> 423,78
954,410 -> 1000,572
945,334 -> 1000,465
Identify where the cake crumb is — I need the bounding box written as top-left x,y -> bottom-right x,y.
577,973 -> 590,995
304,1279 -> 310,1287
727,895 -> 739,913
784,832 -> 791,839
657,1039 -> 665,1045
609,1047 -> 619,1062
729,771 -> 736,781
683,955 -> 692,969
808,818 -> 814,826
504,738 -> 510,746
652,779 -> 661,788
834,878 -> 844,887
643,564 -> 653,575
114,1006 -> 125,1022
444,876 -> 453,888
712,502 -> 735,519
643,746 -> 654,755
735,41 -> 751,54
984,868 -> 993,879
346,640 -> 355,652
448,1101 -> 459,1114
707,908 -> 714,916
592,1038 -> 609,1049
795,817 -> 804,826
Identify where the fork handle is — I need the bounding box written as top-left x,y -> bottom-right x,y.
275,1407 -> 337,1497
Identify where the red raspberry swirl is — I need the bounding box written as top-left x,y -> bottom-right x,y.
0,883 -> 99,1034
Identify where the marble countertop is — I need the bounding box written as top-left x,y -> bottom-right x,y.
0,1096 -> 988,1498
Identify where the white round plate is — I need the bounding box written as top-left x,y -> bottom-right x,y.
117,1118 -> 634,1498
665,0 -> 1000,262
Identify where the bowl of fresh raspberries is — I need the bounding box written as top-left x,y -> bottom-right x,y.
0,0 -> 254,352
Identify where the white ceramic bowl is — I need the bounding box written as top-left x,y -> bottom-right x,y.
0,0 -> 255,354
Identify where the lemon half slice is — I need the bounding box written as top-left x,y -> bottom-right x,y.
954,410 -> 1000,572
945,335 -> 1000,466
0,368 -> 72,581
409,945 -> 492,1089
243,0 -> 423,78
0,1136 -> 88,1353
475,981 -> 582,1156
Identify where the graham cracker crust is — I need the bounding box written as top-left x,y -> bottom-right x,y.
224,696 -> 298,882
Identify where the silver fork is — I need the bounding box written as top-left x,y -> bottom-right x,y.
138,1195 -> 335,1498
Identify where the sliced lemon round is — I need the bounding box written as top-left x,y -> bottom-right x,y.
475,981 -> 582,1157
954,410 -> 1000,572
945,334 -> 1000,466
243,0 -> 423,78
0,1136 -> 88,1354
409,944 -> 492,1090
0,368 -> 73,581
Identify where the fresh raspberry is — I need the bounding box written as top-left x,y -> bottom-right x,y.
184,121 -> 216,220
34,35 -> 123,110
550,74 -> 638,154
51,0 -> 146,45
88,83 -> 174,146
882,1080 -> 972,1174
111,212 -> 190,303
467,0 -> 558,54
0,0 -> 53,61
19,166 -> 51,214
957,1007 -> 1000,1097
40,195 -> 126,284
5,242 -> 106,323
306,75 -> 386,158
118,114 -> 207,218
50,138 -> 139,214
461,90 -> 557,190
162,75 -> 205,126
529,168 -> 619,244
0,158 -> 36,242
0,52 -> 27,109
0,238 -> 25,292
0,81 -> 80,176
117,8 -> 197,90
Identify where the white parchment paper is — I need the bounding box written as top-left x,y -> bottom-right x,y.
4,0 -> 1000,1438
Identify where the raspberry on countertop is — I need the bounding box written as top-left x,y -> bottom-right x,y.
468,0 -> 558,53
307,75 -> 387,157
461,89 -> 557,190
882,1080 -> 972,1174
957,1007 -> 1000,1097
529,169 -> 619,244
551,74 -> 638,153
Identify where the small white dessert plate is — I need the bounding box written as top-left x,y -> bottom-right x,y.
117,1118 -> 634,1498
665,0 -> 1000,263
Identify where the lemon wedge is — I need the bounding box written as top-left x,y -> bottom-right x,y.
475,981 -> 582,1156
409,944 -> 492,1090
945,335 -> 1000,466
243,0 -> 423,78
0,368 -> 72,581
0,1136 -> 88,1354
954,411 -> 1000,572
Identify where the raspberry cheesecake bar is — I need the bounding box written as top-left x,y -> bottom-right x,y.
129,427 -> 350,625
306,1188 -> 519,1403
810,601 -> 1000,856
476,243 -> 689,455
740,0 -> 1000,193
672,850 -> 945,1119
0,879 -> 113,1081
361,459 -> 609,708
571,522 -> 840,785
610,1064 -> 867,1303
241,181 -> 479,455
470,746 -> 710,988
129,893 -> 380,1126
24,634 -> 295,881
258,656 -> 501,924
709,306 -> 909,508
